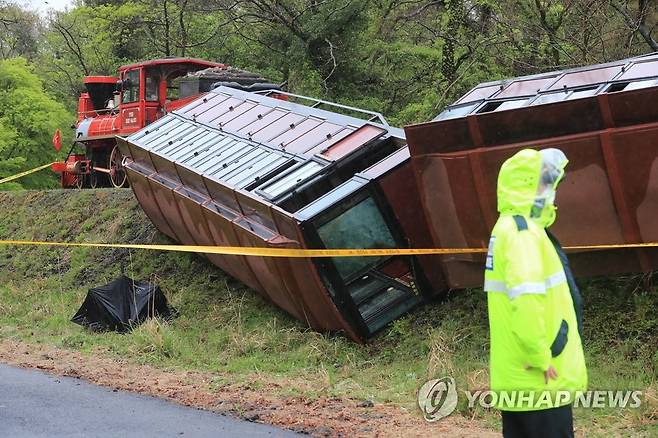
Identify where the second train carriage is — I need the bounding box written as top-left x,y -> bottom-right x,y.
117,86 -> 447,341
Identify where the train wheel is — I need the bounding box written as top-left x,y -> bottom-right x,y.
109,145 -> 127,188
89,171 -> 98,189
75,174 -> 85,189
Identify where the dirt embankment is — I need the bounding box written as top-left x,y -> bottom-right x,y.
0,189 -> 497,437
0,340 -> 495,437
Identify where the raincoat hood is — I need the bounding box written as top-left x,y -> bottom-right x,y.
497,148 -> 568,227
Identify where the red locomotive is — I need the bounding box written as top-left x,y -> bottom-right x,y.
51,58 -> 277,188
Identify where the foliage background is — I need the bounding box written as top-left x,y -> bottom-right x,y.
0,0 -> 657,187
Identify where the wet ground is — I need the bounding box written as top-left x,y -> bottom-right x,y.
0,363 -> 299,438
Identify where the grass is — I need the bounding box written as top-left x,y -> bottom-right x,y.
0,189 -> 656,435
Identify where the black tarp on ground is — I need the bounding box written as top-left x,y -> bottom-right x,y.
71,276 -> 173,332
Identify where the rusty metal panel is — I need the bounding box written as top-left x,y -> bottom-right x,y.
203,176 -> 241,212
200,203 -> 265,292
376,160 -> 448,293
476,98 -> 603,146
269,204 -> 298,240
609,127 -> 658,243
147,175 -> 200,245
124,166 -> 177,240
230,218 -> 303,316
234,189 -> 278,230
171,189 -> 252,277
607,86 -> 658,127
149,152 -> 181,183
405,117 -> 473,155
173,163 -> 210,197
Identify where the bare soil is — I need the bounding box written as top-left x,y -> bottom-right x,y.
0,339 -> 497,437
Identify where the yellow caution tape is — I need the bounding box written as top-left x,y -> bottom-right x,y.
0,162 -> 55,185
0,239 -> 657,257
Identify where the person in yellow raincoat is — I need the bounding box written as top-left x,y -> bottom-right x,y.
484,148 -> 587,437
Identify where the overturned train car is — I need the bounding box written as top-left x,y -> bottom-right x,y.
117,87 -> 446,342
405,52 -> 658,288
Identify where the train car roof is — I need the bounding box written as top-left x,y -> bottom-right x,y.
118,57 -> 224,72
435,51 -> 658,121
123,87 -> 407,218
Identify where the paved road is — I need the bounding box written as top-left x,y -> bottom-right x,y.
0,364 -> 300,438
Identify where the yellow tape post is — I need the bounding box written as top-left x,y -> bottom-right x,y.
0,239 -> 657,258
0,162 -> 55,185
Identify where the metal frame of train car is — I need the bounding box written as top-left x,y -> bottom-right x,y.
116,86 -> 446,342
405,52 -> 658,289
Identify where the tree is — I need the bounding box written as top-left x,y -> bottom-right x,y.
0,3 -> 41,60
0,58 -> 72,190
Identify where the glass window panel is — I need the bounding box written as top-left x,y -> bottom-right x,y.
129,116 -> 177,142
259,161 -> 323,198
215,149 -> 272,181
122,69 -> 140,104
295,179 -> 365,220
147,124 -> 196,150
157,129 -> 208,155
283,122 -> 343,154
183,136 -> 235,167
222,105 -> 273,131
226,155 -> 287,187
195,97 -> 243,124
494,99 -> 527,111
497,76 -> 558,98
624,79 -> 657,91
169,131 -> 217,160
214,102 -> 256,126
237,109 -> 287,135
178,93 -> 227,116
145,71 -> 159,102
618,60 -> 658,81
532,92 -> 567,105
454,84 -> 500,104
433,102 -> 478,120
566,87 -> 598,100
250,113 -> 305,144
317,197 -> 396,281
548,66 -> 622,90
269,118 -> 322,148
210,147 -> 261,179
195,141 -> 250,173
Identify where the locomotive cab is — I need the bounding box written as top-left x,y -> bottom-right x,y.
55,58 -> 227,189
117,59 -> 228,134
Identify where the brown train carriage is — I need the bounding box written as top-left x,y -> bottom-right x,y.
405,52 -> 658,288
117,86 -> 447,342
